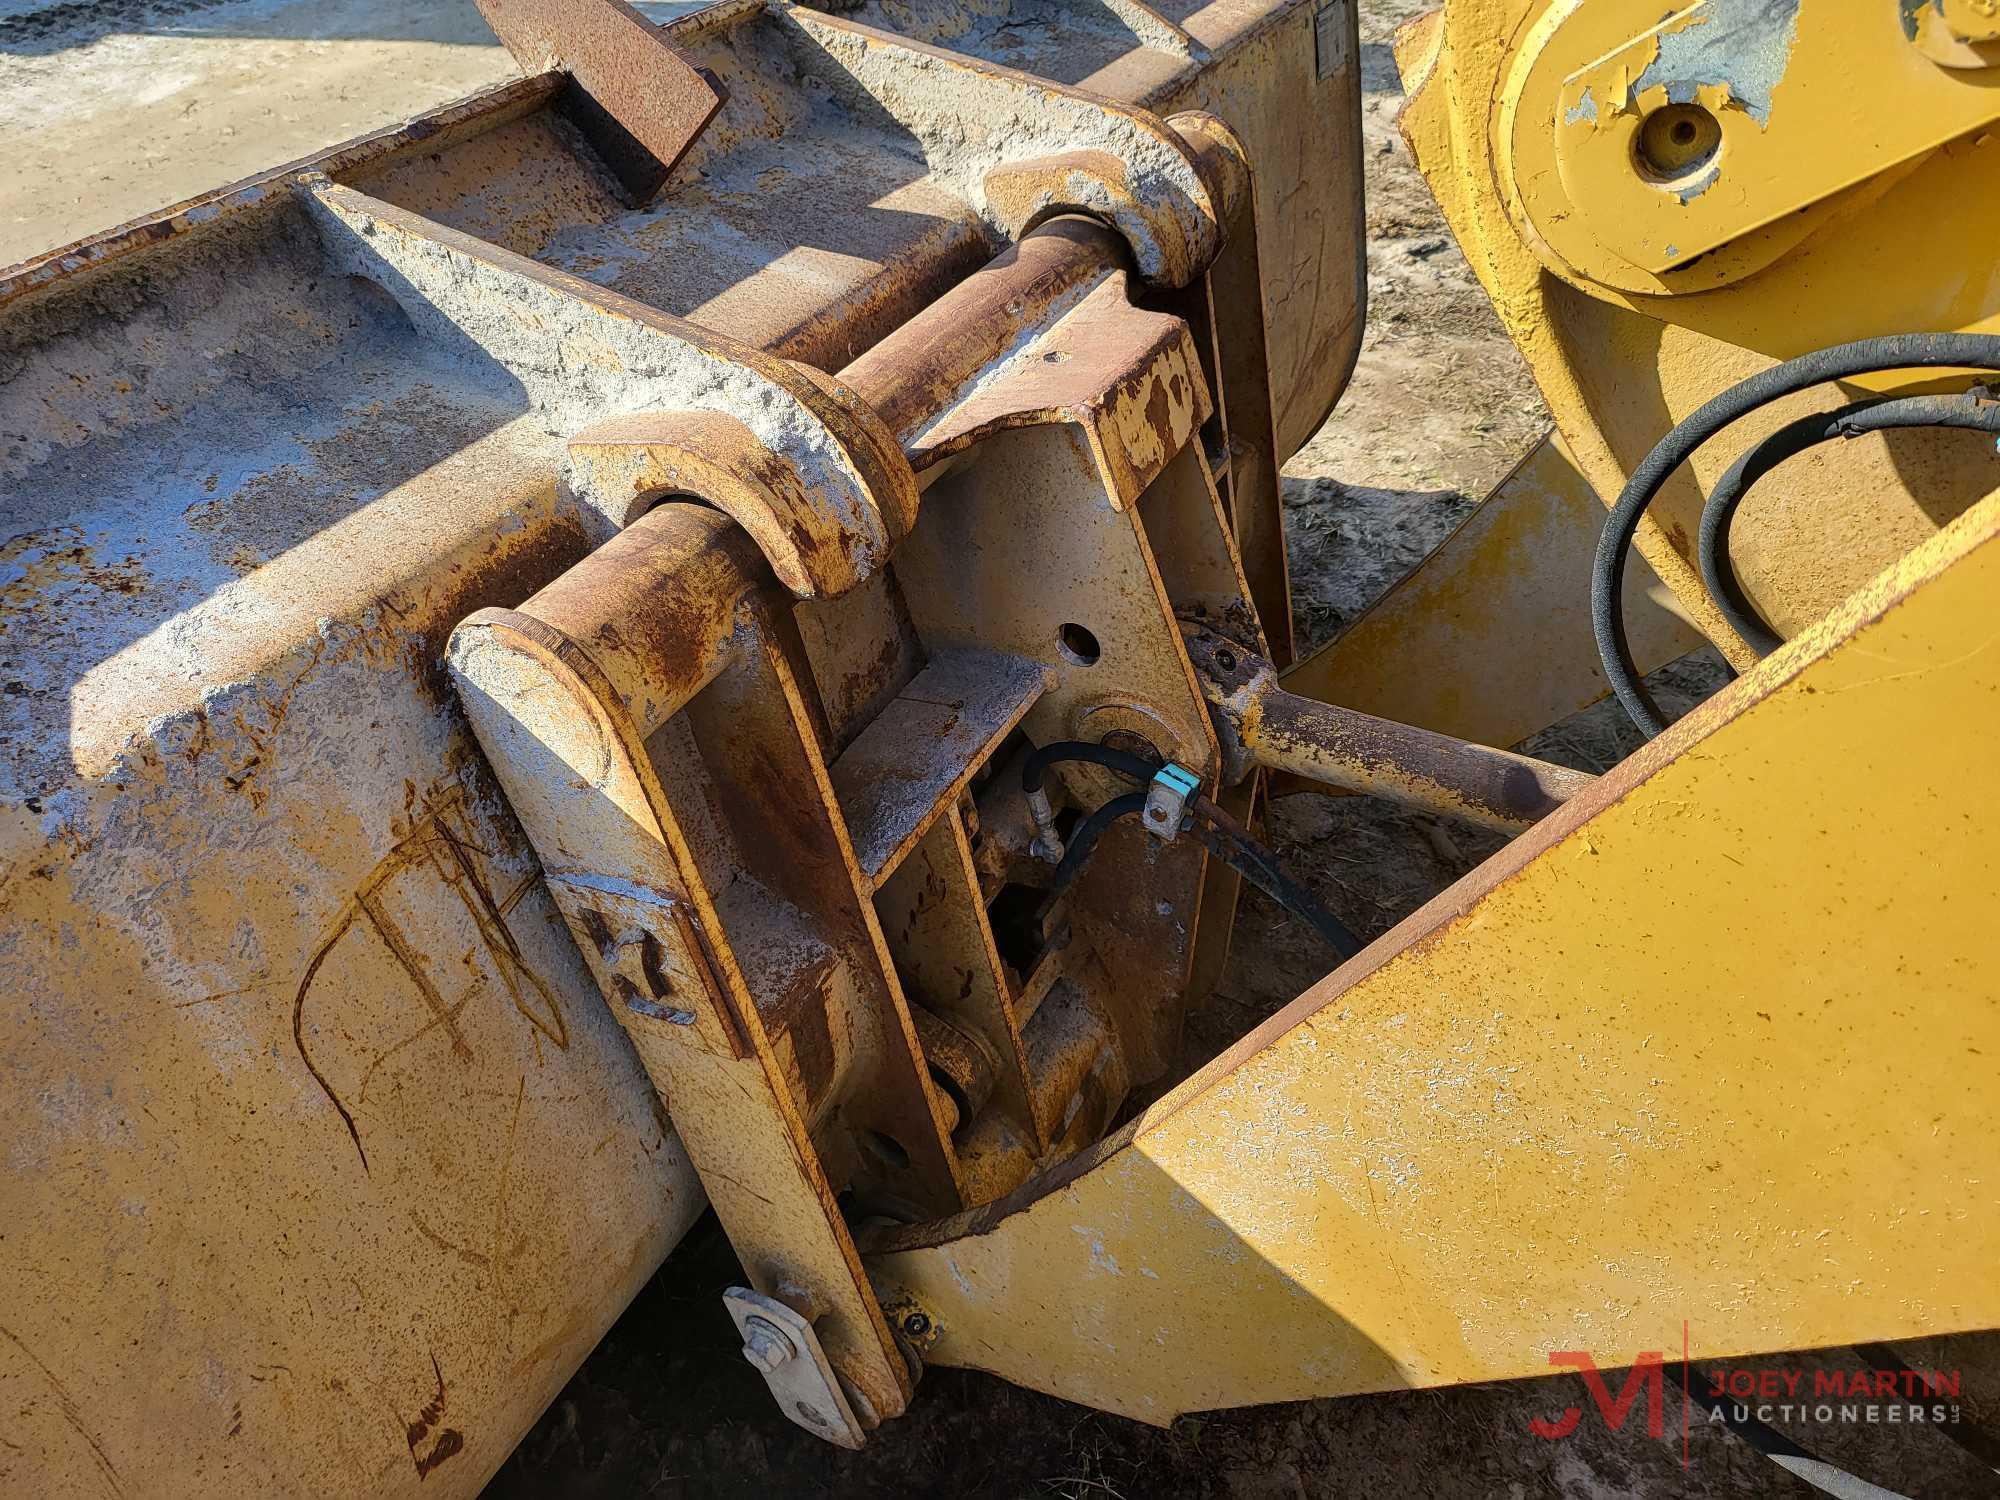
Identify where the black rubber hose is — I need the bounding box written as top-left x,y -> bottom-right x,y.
1189,796 -> 1363,961
1021,742 -> 1362,958
1020,740 -> 1160,793
1593,333 -> 2000,737
1699,393 -> 2000,657
1033,791 -> 1149,936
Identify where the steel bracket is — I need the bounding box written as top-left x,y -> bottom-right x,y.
723,1287 -> 868,1450
472,0 -> 722,201
449,212 -> 1253,1441
565,388 -> 919,602
780,5 -> 1223,288
867,490 -> 2000,1425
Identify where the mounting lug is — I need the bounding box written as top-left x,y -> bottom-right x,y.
722,1287 -> 867,1449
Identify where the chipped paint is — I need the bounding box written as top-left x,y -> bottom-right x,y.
1632,0 -> 1803,128
947,1255 -> 976,1296
1073,1225 -> 1124,1276
1502,0 -> 2000,287
1675,166 -> 1721,203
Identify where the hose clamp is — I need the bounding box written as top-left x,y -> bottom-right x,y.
1142,763 -> 1200,842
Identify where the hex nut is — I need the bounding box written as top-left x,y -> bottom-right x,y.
741,1316 -> 798,1373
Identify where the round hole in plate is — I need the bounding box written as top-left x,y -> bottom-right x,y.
1634,103 -> 1722,181
862,1130 -> 911,1170
1057,623 -> 1101,666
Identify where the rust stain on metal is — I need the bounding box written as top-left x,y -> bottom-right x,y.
499,505 -> 775,732
403,1352 -> 466,1480
884,260 -> 1212,505
0,75 -> 564,311
0,0 -> 1378,1482
290,789 -> 573,1173
840,219 -> 1130,447
568,410 -> 882,600
1184,627 -> 1595,832
474,0 -> 723,201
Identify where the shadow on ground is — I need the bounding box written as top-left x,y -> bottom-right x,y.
490,1194 -> 2000,1497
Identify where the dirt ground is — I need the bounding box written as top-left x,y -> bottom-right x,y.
6,1 -> 1997,1495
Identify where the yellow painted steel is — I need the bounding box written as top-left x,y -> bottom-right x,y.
1281,431 -> 1700,750
1500,0 -> 2000,292
1938,0 -> 2000,44
1394,0 -> 2000,670
869,492 -> 2000,1425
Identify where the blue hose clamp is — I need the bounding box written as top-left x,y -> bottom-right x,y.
1142,762 -> 1200,841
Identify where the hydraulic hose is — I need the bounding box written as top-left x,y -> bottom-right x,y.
1698,393 -> 2000,657
1188,795 -> 1363,960
1020,740 -> 1160,794
1021,745 -> 1364,959
1033,791 -> 1149,937
1592,333 -> 2000,737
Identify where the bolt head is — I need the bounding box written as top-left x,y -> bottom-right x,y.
741,1316 -> 797,1373
901,1311 -> 931,1338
